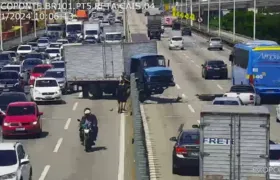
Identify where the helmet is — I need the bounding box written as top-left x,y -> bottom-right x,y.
84,108 -> 91,115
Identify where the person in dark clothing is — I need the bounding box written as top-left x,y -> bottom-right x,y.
79,108 -> 98,144
117,80 -> 129,113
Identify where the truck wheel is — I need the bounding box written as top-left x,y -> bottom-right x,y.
82,86 -> 89,98
138,91 -> 146,103
89,84 -> 103,99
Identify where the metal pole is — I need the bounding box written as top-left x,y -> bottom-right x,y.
34,9 -> 37,37
180,0 -> 182,24
233,0 -> 236,41
185,0 -> 187,24
253,0 -> 256,40
19,0 -> 23,43
198,0 -> 200,29
218,0 -> 221,36
44,0 -> 47,30
0,8 -> 2,51
207,0 -> 210,32
190,0 -> 193,26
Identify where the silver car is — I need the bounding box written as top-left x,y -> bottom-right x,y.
208,37 -> 223,50
43,68 -> 67,94
212,97 -> 243,105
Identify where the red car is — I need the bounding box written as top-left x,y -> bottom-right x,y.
29,64 -> 52,85
2,102 -> 43,138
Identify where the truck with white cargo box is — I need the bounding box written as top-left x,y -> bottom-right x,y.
83,22 -> 100,41
64,41 -> 158,98
195,105 -> 270,180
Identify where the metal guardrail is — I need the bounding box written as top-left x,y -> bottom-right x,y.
130,73 -> 150,180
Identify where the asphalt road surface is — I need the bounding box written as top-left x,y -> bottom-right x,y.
127,9 -> 280,180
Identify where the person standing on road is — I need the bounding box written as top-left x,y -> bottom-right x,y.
117,79 -> 129,113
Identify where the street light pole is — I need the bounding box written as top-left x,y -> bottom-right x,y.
180,0 -> 182,24
190,0 -> 193,26
233,0 -> 236,41
185,0 -> 187,24
207,0 -> 210,32
218,0 -> 221,36
253,0 -> 256,40
0,8 -> 3,51
198,0 -> 200,29
44,0 -> 47,31
19,0 -> 23,43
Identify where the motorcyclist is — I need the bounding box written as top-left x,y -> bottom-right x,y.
79,108 -> 98,145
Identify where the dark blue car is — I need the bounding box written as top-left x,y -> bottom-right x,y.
0,71 -> 24,93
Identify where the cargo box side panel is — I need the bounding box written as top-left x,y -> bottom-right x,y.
201,115 -> 231,180
65,44 -> 104,81
201,114 -> 268,180
123,41 -> 157,75
103,44 -> 124,78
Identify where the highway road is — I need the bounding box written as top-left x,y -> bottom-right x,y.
127,9 -> 280,180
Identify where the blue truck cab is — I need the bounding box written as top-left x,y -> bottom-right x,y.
130,53 -> 175,99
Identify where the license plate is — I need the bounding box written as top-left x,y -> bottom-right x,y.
45,96 -> 52,99
16,128 -> 25,131
3,89 -> 9,91
214,68 -> 220,70
190,152 -> 198,156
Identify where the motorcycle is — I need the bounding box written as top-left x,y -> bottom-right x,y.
77,119 -> 93,152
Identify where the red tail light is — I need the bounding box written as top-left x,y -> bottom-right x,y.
250,95 -> 254,100
176,147 -> 187,154
249,75 -> 254,85
206,66 -> 212,70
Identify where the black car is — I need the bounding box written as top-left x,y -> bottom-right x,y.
51,61 -> 65,69
172,21 -> 181,30
24,52 -> 45,61
170,129 -> 199,174
22,58 -> 44,72
0,53 -> 13,69
0,71 -> 24,93
201,60 -> 228,79
83,36 -> 97,44
181,27 -> 192,36
0,92 -> 28,125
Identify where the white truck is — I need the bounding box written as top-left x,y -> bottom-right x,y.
194,105 -> 270,180
103,25 -> 124,43
65,20 -> 83,39
83,22 -> 100,42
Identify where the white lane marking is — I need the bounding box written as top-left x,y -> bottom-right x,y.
78,92 -> 82,98
118,113 -> 125,180
217,84 -> 223,90
53,138 -> 63,153
175,84 -> 181,89
211,80 -> 215,82
140,104 -> 157,179
184,54 -> 189,58
38,165 -> 50,180
182,93 -> 187,99
64,118 -> 71,130
196,64 -> 200,68
188,104 -> 195,113
72,102 -> 78,111
191,60 -> 194,63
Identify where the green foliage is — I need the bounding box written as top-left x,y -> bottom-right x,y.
210,10 -> 280,43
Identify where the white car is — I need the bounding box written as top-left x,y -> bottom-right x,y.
56,39 -> 69,44
48,42 -> 63,50
30,77 -> 62,103
45,47 -> 62,59
3,51 -> 18,62
169,36 -> 184,50
1,64 -> 23,77
0,142 -> 32,180
17,45 -> 32,56
212,97 -> 244,105
224,85 -> 261,105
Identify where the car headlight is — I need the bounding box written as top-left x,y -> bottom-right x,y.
32,121 -> 38,125
30,76 -> 35,80
3,122 -> 9,126
35,90 -> 41,94
0,172 -> 17,179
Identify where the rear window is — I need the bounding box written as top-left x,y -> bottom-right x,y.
230,85 -> 254,93
270,149 -> 280,160
213,100 -> 240,105
51,62 -> 65,68
172,37 -> 182,41
0,72 -> 19,79
180,132 -> 199,144
32,66 -> 50,73
208,61 -> 225,65
23,60 -> 43,66
18,46 -> 31,50
1,66 -> 20,72
7,106 -> 35,116
210,38 -> 221,41
38,39 -> 48,43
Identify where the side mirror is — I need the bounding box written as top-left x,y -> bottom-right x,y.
38,112 -> 43,116
122,36 -> 125,39
169,137 -> 177,142
229,54 -> 233,62
30,85 -> 33,88
20,158 -> 30,165
167,59 -> 170,67
77,119 -> 80,122
192,124 -> 199,128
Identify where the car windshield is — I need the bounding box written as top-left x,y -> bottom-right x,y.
25,54 -> 43,59
230,85 -> 255,93
1,67 -> 20,72
18,46 -> 31,50
213,100 -> 240,105
32,67 -> 50,73
210,38 -> 221,42
35,80 -> 58,87
270,149 -> 280,160
180,133 -> 199,144
0,150 -> 17,166
66,24 -> 82,32
49,44 -> 62,48
7,105 -> 35,116
38,39 -> 48,43
0,72 -> 18,79
208,61 -> 224,65
142,55 -> 166,67
45,49 -> 60,54
0,54 -> 10,61
44,71 -> 64,78
106,34 -> 122,40
51,62 -> 64,68
47,26 -> 62,31
86,30 -> 98,35
0,94 -> 27,110
23,60 -> 42,67
172,37 -> 182,41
